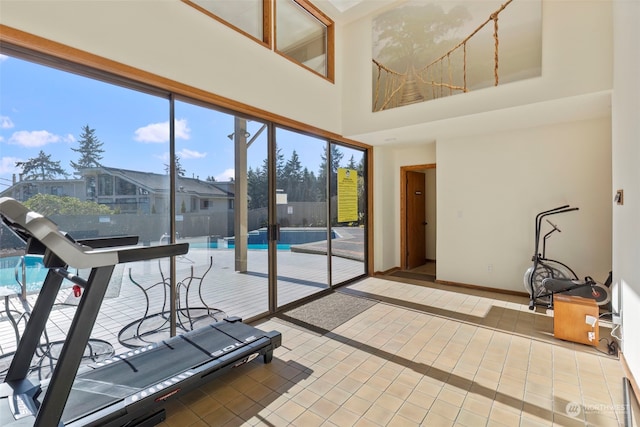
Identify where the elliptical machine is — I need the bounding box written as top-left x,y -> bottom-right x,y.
524,205 -> 611,310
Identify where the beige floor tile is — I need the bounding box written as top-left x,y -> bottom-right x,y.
324,385 -> 353,406
362,403 -> 397,426
308,397 -> 339,419
396,401 -> 427,424
290,409 -> 325,427
430,399 -> 461,421
343,394 -> 373,416
291,388 -> 321,409
108,277 -> 633,427
200,405 -> 237,426
327,405 -> 361,425
422,411 -> 456,427
455,408 -> 488,427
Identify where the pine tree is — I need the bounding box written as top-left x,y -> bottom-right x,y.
346,155 -> 358,170
16,150 -> 68,180
317,145 -> 343,199
164,156 -> 186,176
283,150 -> 303,201
70,124 -> 104,174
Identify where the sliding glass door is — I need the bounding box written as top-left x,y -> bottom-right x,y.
172,100 -> 270,321
274,128 -> 330,308
329,143 -> 367,285
0,47 -> 370,363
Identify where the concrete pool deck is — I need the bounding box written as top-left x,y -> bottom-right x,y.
0,228 -> 366,374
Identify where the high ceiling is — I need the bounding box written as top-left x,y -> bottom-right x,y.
314,0 -> 611,147
317,0 -> 395,24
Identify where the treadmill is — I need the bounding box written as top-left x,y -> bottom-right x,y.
0,197 -> 282,426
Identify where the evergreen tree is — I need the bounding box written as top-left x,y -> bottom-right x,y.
317,145 -> 343,199
282,150 -> 303,201
247,166 -> 267,209
70,124 -> 104,174
301,167 -> 320,202
346,155 -> 358,170
164,156 -> 186,176
16,150 -> 68,180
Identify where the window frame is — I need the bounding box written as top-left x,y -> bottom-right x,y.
274,0 -> 335,82
181,0 -> 272,49
0,24 -> 371,276
181,0 -> 334,82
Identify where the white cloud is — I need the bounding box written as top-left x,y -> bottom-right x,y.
0,156 -> 22,174
216,168 -> 235,181
134,118 -> 190,143
1,116 -> 14,129
8,130 -> 60,147
177,148 -> 206,159
0,54 -> 8,62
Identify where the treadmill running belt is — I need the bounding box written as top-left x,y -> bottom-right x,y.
55,319 -> 265,423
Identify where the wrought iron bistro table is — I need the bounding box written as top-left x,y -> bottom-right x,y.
117,256 -> 227,348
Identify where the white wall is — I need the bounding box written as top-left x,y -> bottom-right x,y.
0,0 -> 343,135
437,118 -> 612,291
363,1 -> 614,277
612,0 -> 640,389
373,143 -> 436,271
341,0 -> 613,138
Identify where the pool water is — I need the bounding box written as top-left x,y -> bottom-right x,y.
190,242 -> 291,250
0,255 -> 48,294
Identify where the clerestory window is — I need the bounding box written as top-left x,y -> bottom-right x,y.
275,0 -> 334,81
182,0 -> 271,47
182,0 -> 334,81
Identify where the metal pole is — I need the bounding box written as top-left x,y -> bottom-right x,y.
169,94 -> 177,337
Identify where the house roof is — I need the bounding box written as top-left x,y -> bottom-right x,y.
84,166 -> 234,198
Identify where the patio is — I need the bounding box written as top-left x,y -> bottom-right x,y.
0,235 -> 365,379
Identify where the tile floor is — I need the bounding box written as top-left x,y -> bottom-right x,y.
157,276 -> 639,427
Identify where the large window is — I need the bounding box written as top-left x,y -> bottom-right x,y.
0,53 -> 172,366
0,37 -> 366,385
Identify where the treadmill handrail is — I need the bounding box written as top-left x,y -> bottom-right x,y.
0,198 -> 188,269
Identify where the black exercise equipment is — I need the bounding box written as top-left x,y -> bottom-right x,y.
0,197 -> 281,426
524,205 -> 611,310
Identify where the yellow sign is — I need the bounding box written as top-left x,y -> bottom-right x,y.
337,168 -> 358,223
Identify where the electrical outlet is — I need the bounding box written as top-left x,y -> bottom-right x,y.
612,313 -> 622,325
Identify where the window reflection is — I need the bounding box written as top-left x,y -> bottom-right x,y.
183,0 -> 268,45
276,0 -> 330,77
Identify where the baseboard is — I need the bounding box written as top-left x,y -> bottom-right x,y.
374,271 -> 530,298
434,279 -> 530,298
375,266 -> 400,276
620,352 -> 640,410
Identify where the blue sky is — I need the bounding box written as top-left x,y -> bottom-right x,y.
0,53 -> 336,191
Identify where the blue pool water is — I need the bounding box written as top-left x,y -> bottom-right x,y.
0,255 -> 48,294
190,242 -> 291,250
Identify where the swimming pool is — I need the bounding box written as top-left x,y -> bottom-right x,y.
190,242 -> 291,250
0,255 -> 48,294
